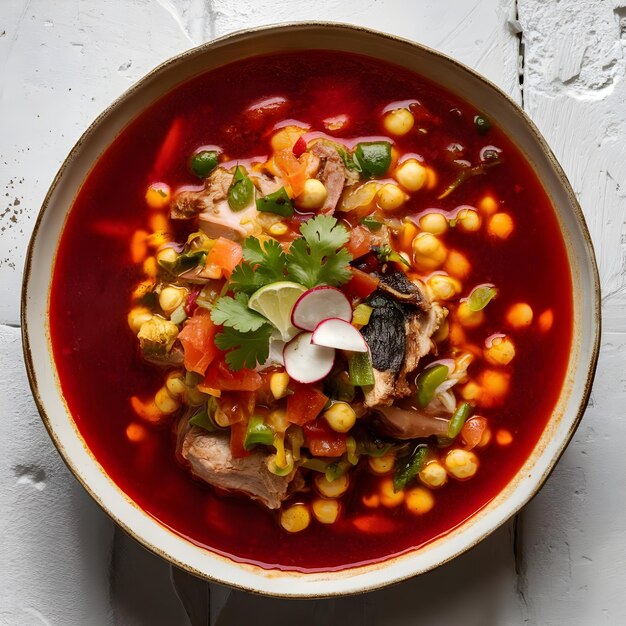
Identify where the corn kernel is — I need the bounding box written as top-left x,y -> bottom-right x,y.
159,286 -> 187,315
280,503 -> 311,533
314,473 -> 350,498
424,167 -> 438,189
488,212 -> 514,239
419,461 -> 448,488
419,212 -> 448,235
297,178 -> 327,210
457,208 -> 482,232
267,408 -> 288,433
484,335 -> 516,366
368,453 -> 395,475
496,429 -> 513,446
154,386 -> 181,414
156,247 -> 178,265
165,370 -> 187,399
311,498 -> 341,524
405,486 -> 435,515
538,309 -> 554,332
399,219 -> 419,249
478,195 -> 498,215
412,233 -> 447,270
506,302 -> 534,329
479,369 -> 510,398
444,448 -> 479,479
323,402 -> 356,433
127,306 -> 153,334
380,478 -> 405,507
461,380 -> 482,402
270,125 -> 307,152
383,108 -> 415,136
143,256 -> 158,278
457,301 -> 485,328
126,422 -> 148,443
145,183 -> 171,210
149,213 -> 169,234
130,230 -> 149,264
362,493 -> 380,508
270,372 -> 290,400
394,159 -> 427,191
428,274 -> 462,301
131,278 -> 154,300
147,231 -> 169,249
445,251 -> 470,280
268,222 -> 288,236
377,183 -> 407,212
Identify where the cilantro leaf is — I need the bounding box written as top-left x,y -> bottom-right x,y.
211,293 -> 269,332
229,237 -> 288,294
214,325 -> 273,370
286,215 -> 353,288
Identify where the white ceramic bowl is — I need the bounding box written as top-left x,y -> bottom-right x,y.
22,23 -> 600,597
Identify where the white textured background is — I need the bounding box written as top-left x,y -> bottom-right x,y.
1,1 -> 625,624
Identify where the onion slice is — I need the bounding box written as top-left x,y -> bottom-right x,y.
311,318 -> 368,352
291,286 -> 352,331
283,332 -> 335,383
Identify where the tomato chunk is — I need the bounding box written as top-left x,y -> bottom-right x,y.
205,237 -> 243,278
286,383 -> 328,426
178,308 -> 218,375
345,224 -> 374,259
343,267 -> 380,300
461,416 -> 488,450
204,359 -> 262,391
303,417 -> 347,457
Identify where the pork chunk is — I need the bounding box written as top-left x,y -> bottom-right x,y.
180,428 -> 301,509
311,142 -> 357,214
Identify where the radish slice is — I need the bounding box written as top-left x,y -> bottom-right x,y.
283,332 -> 335,383
311,318 -> 368,352
291,286 -> 352,331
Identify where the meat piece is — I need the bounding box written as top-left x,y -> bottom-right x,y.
170,167 -> 282,241
373,399 -> 452,440
311,142 -> 358,214
180,428 -> 302,509
361,274 -> 444,407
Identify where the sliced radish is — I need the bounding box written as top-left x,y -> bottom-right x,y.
283,332 -> 335,383
291,286 -> 352,331
311,318 -> 368,352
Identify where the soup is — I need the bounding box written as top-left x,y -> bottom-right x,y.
49,51 -> 572,571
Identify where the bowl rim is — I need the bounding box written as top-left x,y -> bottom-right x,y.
20,21 -> 601,597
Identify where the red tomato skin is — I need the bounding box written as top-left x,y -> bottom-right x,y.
303,417 -> 347,457
286,384 -> 328,426
204,359 -> 262,391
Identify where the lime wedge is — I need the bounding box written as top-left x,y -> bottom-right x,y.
248,281 -> 307,341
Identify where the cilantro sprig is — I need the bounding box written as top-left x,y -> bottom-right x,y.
211,215 -> 353,370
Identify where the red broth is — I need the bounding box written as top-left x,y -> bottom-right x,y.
49,51 -> 572,571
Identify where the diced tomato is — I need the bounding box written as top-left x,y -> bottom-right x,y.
229,421 -> 250,459
343,267 -> 380,300
461,416 -> 488,450
292,135 -> 307,157
205,237 -> 243,279
217,391 -> 256,425
345,224 -> 374,259
178,309 -> 218,375
286,383 -> 328,426
204,359 -> 262,391
274,149 -> 308,197
303,417 -> 347,457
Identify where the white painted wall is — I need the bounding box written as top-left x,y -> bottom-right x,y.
0,0 -> 623,624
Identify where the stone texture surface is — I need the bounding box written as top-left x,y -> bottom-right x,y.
0,0 -> 624,624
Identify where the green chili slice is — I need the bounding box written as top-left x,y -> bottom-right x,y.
228,165 -> 254,211
255,186 -> 294,217
349,351 -> 375,387
189,398 -> 220,432
447,402 -> 473,439
468,285 -> 498,312
474,115 -> 492,135
415,364 -> 449,408
191,150 -> 219,178
243,414 -> 274,450
393,444 -> 428,492
354,141 -> 392,178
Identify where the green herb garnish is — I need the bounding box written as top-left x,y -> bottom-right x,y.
210,293 -> 268,332
214,324 -> 274,371
360,216 -> 383,231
